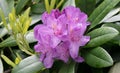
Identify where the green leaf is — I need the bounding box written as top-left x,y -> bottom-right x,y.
1,55 -> 16,67
62,0 -> 75,9
23,18 -> 31,34
56,0 -> 64,9
103,14 -> 120,23
0,8 -> 8,29
0,31 -> 36,48
100,7 -> 120,23
109,62 -> 120,73
0,0 -> 10,16
0,28 -> 8,38
26,32 -> 36,43
102,23 -> 120,45
30,14 -> 41,26
88,0 -> 120,30
12,55 -> 44,73
0,36 -> 16,48
75,0 -> 96,15
102,23 -> 120,32
7,0 -> 14,12
44,0 -> 50,13
15,0 -> 29,14
59,61 -> 76,73
85,27 -> 119,48
0,58 -> 3,73
31,2 -> 45,14
109,35 -> 120,46
82,47 -> 113,68
22,7 -> 31,34
50,0 -> 56,11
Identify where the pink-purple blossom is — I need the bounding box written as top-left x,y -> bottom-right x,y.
34,6 -> 90,68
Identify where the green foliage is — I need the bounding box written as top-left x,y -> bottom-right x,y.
102,23 -> 120,45
0,27 -> 8,38
58,61 -> 76,73
0,36 -> 16,48
88,0 -> 120,30
15,0 -> 29,14
82,47 -> 113,68
0,0 -> 11,16
75,0 -> 96,15
85,27 -> 119,48
12,55 -> 44,73
1,54 -> 16,67
0,0 -> 120,73
0,8 -> 8,29
31,2 -> 45,14
62,0 -> 75,9
0,32 -> 36,48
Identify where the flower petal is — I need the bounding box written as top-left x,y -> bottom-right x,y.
34,43 -> 43,53
79,36 -> 90,46
69,42 -> 79,59
74,56 -> 84,62
50,9 -> 61,18
56,42 -> 70,62
34,25 -> 42,40
43,55 -> 54,68
39,53 -> 45,62
51,36 -> 61,48
41,12 -> 49,24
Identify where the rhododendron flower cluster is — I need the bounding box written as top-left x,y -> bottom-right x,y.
34,6 -> 90,68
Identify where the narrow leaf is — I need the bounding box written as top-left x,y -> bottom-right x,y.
31,2 -> 45,14
7,0 -> 14,12
100,7 -> 120,23
0,36 -> 16,48
23,18 -> 31,34
56,0 -> 64,9
0,8 -> 8,29
82,47 -> 113,68
0,0 -> 10,16
88,0 -> 120,30
0,31 -> 36,48
12,55 -> 44,73
50,0 -> 56,10
15,0 -> 29,14
45,0 -> 50,13
103,14 -> 120,22
1,55 -> 16,67
22,7 -> 31,34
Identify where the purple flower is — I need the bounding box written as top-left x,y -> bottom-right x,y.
34,6 -> 90,68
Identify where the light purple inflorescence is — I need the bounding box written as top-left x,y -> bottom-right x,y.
34,6 -> 90,68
